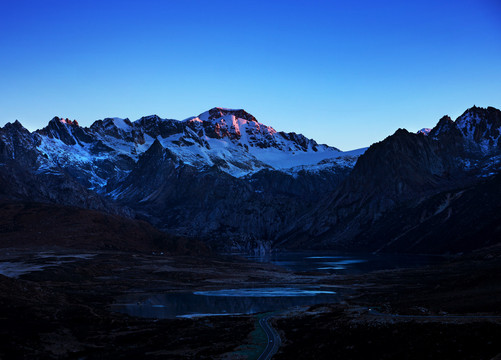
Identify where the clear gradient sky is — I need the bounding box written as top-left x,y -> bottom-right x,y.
1,0 -> 500,150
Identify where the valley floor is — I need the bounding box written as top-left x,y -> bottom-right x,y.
0,247 -> 501,359
273,248 -> 501,359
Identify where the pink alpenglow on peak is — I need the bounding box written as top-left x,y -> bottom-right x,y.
57,117 -> 79,126
417,128 -> 431,136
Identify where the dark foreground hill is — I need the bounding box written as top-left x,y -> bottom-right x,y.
0,201 -> 205,254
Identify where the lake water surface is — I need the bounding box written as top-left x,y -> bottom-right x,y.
111,251 -> 442,319
112,287 -> 340,319
244,251 -> 442,274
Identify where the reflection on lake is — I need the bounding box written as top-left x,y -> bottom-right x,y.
111,287 -> 339,319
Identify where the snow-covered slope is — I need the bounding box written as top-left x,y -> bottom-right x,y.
26,108 -> 366,189
455,106 -> 501,153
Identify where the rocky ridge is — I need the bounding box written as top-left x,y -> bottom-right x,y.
277,106 -> 501,253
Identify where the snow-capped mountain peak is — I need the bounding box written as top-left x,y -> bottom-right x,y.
2,108 -> 367,191
37,116 -> 92,146
200,107 -> 258,122
185,107 -> 278,146
104,117 -> 132,131
455,106 -> 501,151
417,128 -> 431,136
57,117 -> 80,126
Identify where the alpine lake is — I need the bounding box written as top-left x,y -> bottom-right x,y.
111,251 -> 442,319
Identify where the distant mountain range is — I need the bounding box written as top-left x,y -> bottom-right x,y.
1,106 -> 500,254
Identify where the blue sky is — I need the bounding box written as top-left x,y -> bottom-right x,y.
1,0 -> 500,150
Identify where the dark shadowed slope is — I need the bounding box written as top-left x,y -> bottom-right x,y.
0,201 -> 206,254
278,106 -> 501,254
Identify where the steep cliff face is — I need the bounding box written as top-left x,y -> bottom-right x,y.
353,173 -> 501,254
0,120 -> 39,167
278,106 -> 501,253
37,117 -> 93,145
455,106 -> 501,150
